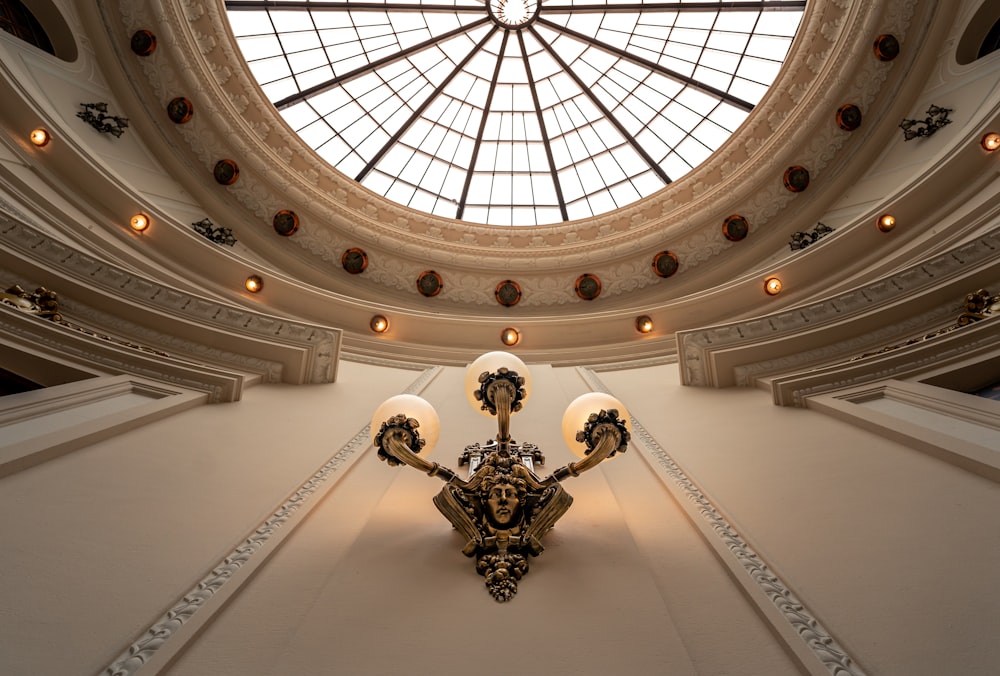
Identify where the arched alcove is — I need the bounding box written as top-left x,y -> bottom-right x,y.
0,0 -> 76,61
956,0 -> 1000,64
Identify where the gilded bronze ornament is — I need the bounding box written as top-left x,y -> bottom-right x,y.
783,165 -> 810,192
789,222 -> 833,251
652,250 -> 679,278
272,210 -> 299,236
77,102 -> 128,138
495,280 -> 521,306
873,33 -> 900,61
192,218 -> 237,246
900,105 -> 952,141
574,273 -> 601,301
836,104 -> 862,131
416,270 -> 443,297
370,353 -> 631,602
167,97 -> 193,124
342,248 -> 368,274
852,289 -> 998,360
213,159 -> 239,185
130,30 -> 157,56
723,214 -> 749,241
0,285 -> 61,321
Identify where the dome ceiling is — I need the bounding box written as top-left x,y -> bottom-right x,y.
80,0 -> 942,362
225,0 -> 803,225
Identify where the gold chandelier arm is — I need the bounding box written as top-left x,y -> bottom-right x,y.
548,423 -> 622,482
488,378 -> 515,449
381,428 -> 459,482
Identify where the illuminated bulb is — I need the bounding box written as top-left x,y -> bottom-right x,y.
370,315 -> 389,333
877,214 -> 896,232
370,394 -> 440,456
129,213 -> 150,232
500,327 -> 520,346
982,132 -> 1000,152
764,277 -> 783,296
244,275 -> 263,293
561,392 -> 632,460
635,315 -> 653,333
464,350 -> 532,417
30,128 -> 50,147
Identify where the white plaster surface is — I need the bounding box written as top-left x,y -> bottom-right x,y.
598,364 -> 1000,676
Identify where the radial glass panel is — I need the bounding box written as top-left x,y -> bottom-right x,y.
226,0 -> 804,225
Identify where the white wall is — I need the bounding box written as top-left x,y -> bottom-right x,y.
4,359 -> 997,675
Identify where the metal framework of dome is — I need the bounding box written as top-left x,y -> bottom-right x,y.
226,0 -> 803,225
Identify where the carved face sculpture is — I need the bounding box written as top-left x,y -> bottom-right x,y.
485,482 -> 521,528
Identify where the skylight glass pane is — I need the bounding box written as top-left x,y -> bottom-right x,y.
227,0 -> 804,224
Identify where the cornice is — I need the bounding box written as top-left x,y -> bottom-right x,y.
677,228 -> 1000,389
0,218 -> 342,385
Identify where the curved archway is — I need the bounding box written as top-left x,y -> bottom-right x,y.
0,0 -> 77,61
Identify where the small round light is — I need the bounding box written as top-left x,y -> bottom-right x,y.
877,214 -> 896,232
981,132 -> 1000,152
635,315 -> 653,333
370,315 -> 389,333
500,327 -> 520,346
244,275 -> 263,293
129,213 -> 150,232
30,128 -> 50,147
764,277 -> 783,296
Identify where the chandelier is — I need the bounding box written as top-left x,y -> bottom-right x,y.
370,351 -> 631,602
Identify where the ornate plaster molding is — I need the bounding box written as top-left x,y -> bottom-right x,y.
0,299 -> 237,402
581,368 -> 865,676
94,0 -> 931,307
776,319 -> 1000,406
0,218 -> 341,385
101,367 -> 442,676
678,229 -> 1000,388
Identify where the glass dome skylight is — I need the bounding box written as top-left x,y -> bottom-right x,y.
226,0 -> 804,226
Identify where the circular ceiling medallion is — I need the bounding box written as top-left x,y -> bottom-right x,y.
272,210 -> 299,236
130,30 -> 156,56
213,159 -> 239,185
575,274 -> 602,301
783,165 -> 810,192
417,270 -> 443,297
166,97 -> 193,124
723,215 -> 750,242
836,104 -> 862,131
652,251 -> 679,278
487,0 -> 538,27
342,248 -> 368,274
495,280 -> 521,307
874,34 -> 900,61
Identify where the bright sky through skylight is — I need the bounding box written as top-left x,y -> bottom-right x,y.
225,0 -> 804,226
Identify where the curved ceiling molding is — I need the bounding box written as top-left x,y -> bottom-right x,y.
99,2 -> 924,281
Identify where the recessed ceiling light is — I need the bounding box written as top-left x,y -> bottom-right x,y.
877,214 -> 897,232
244,275 -> 263,293
129,213 -> 150,232
30,128 -> 51,147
